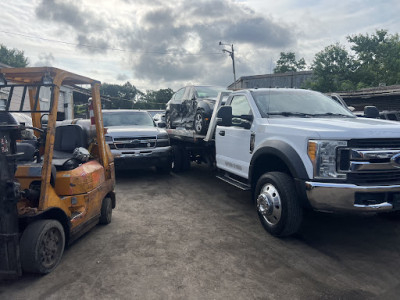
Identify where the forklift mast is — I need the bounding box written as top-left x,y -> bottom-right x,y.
0,112 -> 22,279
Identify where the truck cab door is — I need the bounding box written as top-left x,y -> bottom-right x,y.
215,95 -> 253,179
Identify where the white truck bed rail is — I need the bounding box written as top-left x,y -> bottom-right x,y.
204,91 -> 231,142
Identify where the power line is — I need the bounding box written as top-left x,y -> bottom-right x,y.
0,30 -> 224,57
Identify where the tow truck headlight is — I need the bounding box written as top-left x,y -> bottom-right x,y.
308,140 -> 347,180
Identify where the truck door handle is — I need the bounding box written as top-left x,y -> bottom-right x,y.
219,130 -> 225,136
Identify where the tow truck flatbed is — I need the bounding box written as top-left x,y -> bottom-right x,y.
166,128 -> 207,144
165,91 -> 231,171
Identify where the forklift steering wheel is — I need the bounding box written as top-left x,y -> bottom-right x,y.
25,126 -> 45,134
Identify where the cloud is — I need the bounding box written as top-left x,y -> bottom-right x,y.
33,0 -> 298,87
34,52 -> 55,67
227,17 -> 294,47
116,0 -> 295,83
76,35 -> 109,54
117,73 -> 129,81
35,0 -> 104,33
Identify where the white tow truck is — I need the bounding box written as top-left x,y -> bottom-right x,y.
167,88 -> 400,237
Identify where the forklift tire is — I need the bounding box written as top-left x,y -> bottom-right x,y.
20,219 -> 65,274
99,197 -> 112,225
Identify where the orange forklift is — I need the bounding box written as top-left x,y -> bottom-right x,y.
0,67 -> 115,278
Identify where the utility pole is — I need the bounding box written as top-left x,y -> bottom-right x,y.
219,41 -> 236,85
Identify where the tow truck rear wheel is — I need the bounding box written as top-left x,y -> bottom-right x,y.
20,219 -> 65,274
99,197 -> 112,225
255,172 -> 303,237
171,145 -> 183,172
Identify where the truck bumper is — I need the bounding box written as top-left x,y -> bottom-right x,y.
305,181 -> 400,212
112,146 -> 172,170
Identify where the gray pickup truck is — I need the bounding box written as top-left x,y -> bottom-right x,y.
103,109 -> 172,173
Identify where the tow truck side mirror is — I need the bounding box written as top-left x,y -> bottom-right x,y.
364,106 -> 379,118
216,106 -> 232,127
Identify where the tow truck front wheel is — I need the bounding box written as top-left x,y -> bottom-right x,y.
255,172 -> 303,237
20,220 -> 65,274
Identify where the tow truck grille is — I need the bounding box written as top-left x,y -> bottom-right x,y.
348,139 -> 400,148
348,171 -> 400,184
339,139 -> 400,184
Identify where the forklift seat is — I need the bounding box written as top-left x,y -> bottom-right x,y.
54,124 -> 87,153
53,125 -> 87,167
16,142 -> 36,162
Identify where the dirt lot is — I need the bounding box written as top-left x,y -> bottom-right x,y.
2,164 -> 400,299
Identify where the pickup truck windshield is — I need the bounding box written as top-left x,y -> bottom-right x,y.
103,111 -> 155,127
251,90 -> 355,118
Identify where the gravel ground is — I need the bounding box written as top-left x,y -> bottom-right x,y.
1,164 -> 400,299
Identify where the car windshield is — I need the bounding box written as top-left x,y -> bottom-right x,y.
195,86 -> 227,98
103,111 -> 155,127
251,90 -> 355,118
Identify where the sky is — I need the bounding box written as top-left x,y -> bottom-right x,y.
0,0 -> 399,92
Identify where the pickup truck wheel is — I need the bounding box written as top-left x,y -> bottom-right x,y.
255,172 -> 303,237
156,161 -> 172,174
194,111 -> 206,134
20,220 -> 65,274
99,197 -> 112,225
378,210 -> 400,219
171,145 -> 183,172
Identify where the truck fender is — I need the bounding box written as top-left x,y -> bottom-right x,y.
249,140 -> 309,182
249,140 -> 311,208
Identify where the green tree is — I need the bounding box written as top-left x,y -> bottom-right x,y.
100,81 -> 140,109
136,88 -> 173,109
0,44 -> 29,67
273,52 -> 306,73
307,43 -> 357,92
306,29 -> 400,92
347,29 -> 400,87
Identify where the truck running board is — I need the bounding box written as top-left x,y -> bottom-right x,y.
216,173 -> 251,191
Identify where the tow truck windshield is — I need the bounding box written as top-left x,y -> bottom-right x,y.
251,89 -> 355,118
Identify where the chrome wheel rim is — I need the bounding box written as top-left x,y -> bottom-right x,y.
195,113 -> 203,132
257,183 -> 282,225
